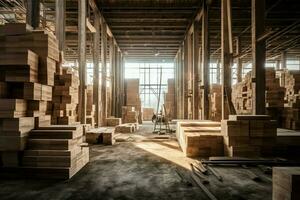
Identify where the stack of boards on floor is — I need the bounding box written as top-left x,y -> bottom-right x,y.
0,23 -> 89,179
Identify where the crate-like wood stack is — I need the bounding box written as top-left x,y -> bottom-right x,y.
209,84 -> 222,121
106,117 -> 122,127
125,79 -> 142,123
221,115 -> 277,157
164,79 -> 176,119
0,23 -> 89,179
273,167 -> 300,200
51,67 -> 79,125
281,70 -> 300,130
86,85 -> 95,127
176,121 -> 223,157
142,107 -> 154,121
232,68 -> 285,122
122,106 -> 139,124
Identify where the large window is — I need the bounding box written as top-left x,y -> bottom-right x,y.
125,62 -> 174,109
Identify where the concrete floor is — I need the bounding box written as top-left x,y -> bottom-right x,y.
0,122 -> 272,200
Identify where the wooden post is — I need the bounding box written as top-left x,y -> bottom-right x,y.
183,39 -> 189,119
55,0 -> 65,52
78,0 -> 86,124
252,0 -> 266,115
216,59 -> 221,84
221,0 -> 236,119
236,37 -> 243,82
193,22 -> 200,119
93,15 -> 101,127
26,0 -> 40,29
281,51 -> 287,69
101,20 -> 108,125
201,1 -> 210,120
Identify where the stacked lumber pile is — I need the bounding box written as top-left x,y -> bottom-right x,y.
176,121 -> 223,157
164,79 -> 176,119
115,123 -> 139,133
86,85 -> 95,127
281,70 -> 300,130
142,107 -> 154,121
232,68 -> 285,125
0,23 -> 57,167
0,23 -> 89,179
22,125 -> 89,179
221,115 -> 277,157
106,117 -> 122,127
86,127 -> 115,145
51,67 -> 79,125
209,84 -> 222,121
273,167 -> 300,200
122,106 -> 139,123
125,79 -> 142,123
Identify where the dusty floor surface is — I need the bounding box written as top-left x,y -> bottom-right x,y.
0,122 -> 272,200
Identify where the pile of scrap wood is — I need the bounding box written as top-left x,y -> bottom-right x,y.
176,121 -> 223,157
0,23 -> 89,178
142,107 -> 154,121
164,79 -> 176,120
125,79 -> 142,123
50,67 -> 79,125
221,115 -> 277,157
281,70 -> 300,130
209,84 -> 222,121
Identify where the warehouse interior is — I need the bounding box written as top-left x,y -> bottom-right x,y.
0,0 -> 300,199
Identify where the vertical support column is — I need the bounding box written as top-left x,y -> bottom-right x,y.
93,15 -> 101,127
221,0 -> 235,119
216,59 -> 221,84
281,51 -> 287,69
201,1 -> 210,120
251,0 -> 266,115
78,0 -> 86,124
193,22 -> 200,119
101,20 -> 107,125
236,37 -> 243,82
276,60 -> 280,70
183,40 -> 189,119
26,0 -> 40,29
55,0 -> 66,52
109,37 -> 115,117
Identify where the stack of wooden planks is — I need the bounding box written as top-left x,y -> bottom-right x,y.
176,121 -> 223,157
86,85 -> 95,127
86,127 -> 115,145
51,67 -> 79,125
164,79 -> 176,119
221,115 -> 277,157
209,84 -> 222,121
142,107 -> 154,121
232,68 -> 285,118
115,123 -> 139,133
106,117 -> 122,127
273,167 -> 300,200
122,106 -> 139,124
281,70 -> 300,130
0,23 -> 59,167
125,79 -> 142,123
22,125 -> 89,179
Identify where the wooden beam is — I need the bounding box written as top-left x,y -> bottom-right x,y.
281,51 -> 287,69
221,0 -> 236,120
236,37 -> 243,82
192,21 -> 200,119
201,1 -> 210,120
55,0 -> 65,52
86,18 -> 96,33
78,0 -> 87,124
26,0 -> 40,29
183,39 -> 189,119
93,15 -> 101,127
251,0 -> 266,115
101,20 -> 108,126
